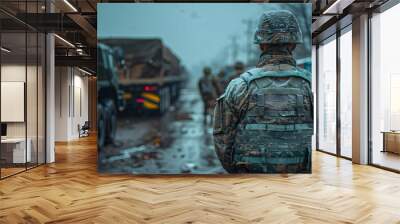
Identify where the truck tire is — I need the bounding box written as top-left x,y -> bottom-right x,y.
105,99 -> 117,144
165,87 -> 170,109
97,104 -> 106,149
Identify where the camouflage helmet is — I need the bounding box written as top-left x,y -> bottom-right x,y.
203,66 -> 212,75
254,10 -> 302,44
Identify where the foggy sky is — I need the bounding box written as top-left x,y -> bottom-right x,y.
98,3 -> 311,74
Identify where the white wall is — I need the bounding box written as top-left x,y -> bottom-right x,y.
1,65 -> 26,139
71,72 -> 89,138
1,65 -> 26,81
1,65 -> 37,138
1,64 -> 46,164
55,67 -> 89,141
55,67 -> 69,141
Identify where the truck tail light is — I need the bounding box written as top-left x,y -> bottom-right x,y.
144,85 -> 157,91
136,98 -> 145,103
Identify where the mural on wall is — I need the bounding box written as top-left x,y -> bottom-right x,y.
97,3 -> 313,174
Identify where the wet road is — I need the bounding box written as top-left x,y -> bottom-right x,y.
99,87 -> 226,174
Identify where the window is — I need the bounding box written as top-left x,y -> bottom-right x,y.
0,2 -> 46,179
312,45 -> 317,150
317,36 -> 337,154
339,28 -> 352,158
371,3 -> 400,171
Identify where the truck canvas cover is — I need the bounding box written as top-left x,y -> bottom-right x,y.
100,38 -> 182,84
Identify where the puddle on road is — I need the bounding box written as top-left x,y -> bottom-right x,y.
175,112 -> 193,121
99,88 -> 226,174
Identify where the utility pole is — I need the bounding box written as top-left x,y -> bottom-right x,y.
242,19 -> 254,65
230,35 -> 239,64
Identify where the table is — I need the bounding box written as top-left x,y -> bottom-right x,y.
1,138 -> 31,163
382,131 -> 400,154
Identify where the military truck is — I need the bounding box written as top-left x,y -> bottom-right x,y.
97,43 -> 125,148
100,38 -> 185,115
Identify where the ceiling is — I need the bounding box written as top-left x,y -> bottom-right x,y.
0,0 -> 394,73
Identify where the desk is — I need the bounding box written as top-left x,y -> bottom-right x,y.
382,131 -> 400,154
1,138 -> 31,163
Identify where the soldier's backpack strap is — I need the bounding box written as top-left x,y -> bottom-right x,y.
240,66 -> 311,85
240,68 -> 266,86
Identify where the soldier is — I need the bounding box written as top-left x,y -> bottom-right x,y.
213,69 -> 229,97
213,10 -> 313,173
226,61 -> 245,84
198,67 -> 218,124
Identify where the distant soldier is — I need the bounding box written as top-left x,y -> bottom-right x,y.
226,61 -> 245,84
213,10 -> 313,173
213,69 -> 229,96
198,67 -> 218,123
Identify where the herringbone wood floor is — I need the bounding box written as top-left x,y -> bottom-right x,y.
1,136 -> 400,224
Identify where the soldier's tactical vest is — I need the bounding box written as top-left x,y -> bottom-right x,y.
232,66 -> 313,173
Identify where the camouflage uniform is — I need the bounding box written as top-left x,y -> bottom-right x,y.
213,70 -> 229,97
213,10 -> 313,173
199,67 -> 218,118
